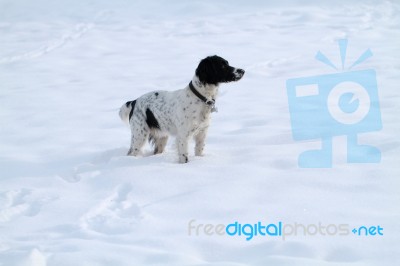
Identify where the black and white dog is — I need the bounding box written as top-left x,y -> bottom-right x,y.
119,55 -> 245,163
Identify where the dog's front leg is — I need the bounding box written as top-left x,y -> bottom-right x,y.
177,134 -> 189,163
195,127 -> 208,156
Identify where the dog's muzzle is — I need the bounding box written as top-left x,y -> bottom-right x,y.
234,68 -> 245,80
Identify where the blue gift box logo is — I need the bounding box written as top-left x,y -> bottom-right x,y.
286,39 -> 382,168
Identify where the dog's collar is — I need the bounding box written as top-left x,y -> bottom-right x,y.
189,81 -> 217,112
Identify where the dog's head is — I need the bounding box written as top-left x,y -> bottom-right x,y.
195,55 -> 245,85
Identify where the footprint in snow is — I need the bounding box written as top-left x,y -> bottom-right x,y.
0,189 -> 52,223
58,148 -> 127,183
80,183 -> 141,234
58,163 -> 101,183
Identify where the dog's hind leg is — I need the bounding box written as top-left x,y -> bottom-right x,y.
153,136 -> 168,155
127,126 -> 149,156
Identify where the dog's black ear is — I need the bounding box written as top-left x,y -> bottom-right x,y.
195,57 -> 219,85
195,57 -> 210,85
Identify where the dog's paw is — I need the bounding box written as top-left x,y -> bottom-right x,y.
127,148 -> 140,156
179,154 -> 189,163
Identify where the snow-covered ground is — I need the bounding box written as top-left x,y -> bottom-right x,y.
1,0 -> 400,265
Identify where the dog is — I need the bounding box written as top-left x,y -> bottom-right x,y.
119,55 -> 245,163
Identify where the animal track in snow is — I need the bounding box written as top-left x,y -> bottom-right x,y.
58,148 -> 127,183
0,11 -> 111,64
0,23 -> 93,64
0,189 -> 51,223
80,184 -> 141,234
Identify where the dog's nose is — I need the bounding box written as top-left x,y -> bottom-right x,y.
233,68 -> 245,81
237,69 -> 245,76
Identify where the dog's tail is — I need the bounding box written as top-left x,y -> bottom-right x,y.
119,100 -> 136,125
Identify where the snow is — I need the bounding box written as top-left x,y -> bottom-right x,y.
1,0 -> 400,265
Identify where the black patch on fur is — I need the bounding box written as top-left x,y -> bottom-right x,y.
145,108 -> 160,129
128,100 -> 137,121
155,92 -> 159,96
195,55 -> 244,85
